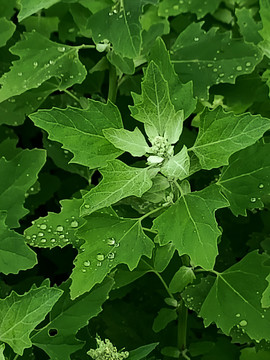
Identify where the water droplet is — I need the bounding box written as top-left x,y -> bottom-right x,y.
246,62 -> 251,67
38,232 -> 44,237
115,242 -> 120,247
40,224 -> 47,230
18,72 -> 23,76
173,4 -> 179,9
96,262 -> 102,267
219,73 -> 224,78
40,238 -> 47,243
194,37 -> 199,42
108,12 -> 113,16
56,225 -> 64,231
213,68 -> 218,72
33,62 -> 38,68
84,260 -> 91,267
108,253 -> 115,259
236,65 -> 242,71
207,63 -> 213,67
236,313 -> 240,317
68,28 -> 75,33
96,253 -> 105,261
49,60 -> 55,65
107,238 -> 116,246
82,269 -> 86,273
84,204 -> 90,209
250,197 -> 256,203
57,46 -> 66,52
239,320 -> 247,327
71,220 -> 78,228
59,234 -> 65,239
262,314 -> 265,318
127,11 -> 131,16
259,183 -> 264,189
51,238 -> 56,243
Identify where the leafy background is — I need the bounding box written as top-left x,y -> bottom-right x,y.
1,0 -> 270,359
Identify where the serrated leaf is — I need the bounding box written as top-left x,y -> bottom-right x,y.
161,146 -> 190,180
18,0 -> 60,21
0,212 -> 36,274
153,185 -> 229,270
0,149 -> 46,228
148,37 -> 196,118
152,308 -> 177,332
171,22 -> 263,99
70,213 -> 154,298
128,343 -> 159,360
217,143 -> 270,216
103,127 -> 150,157
31,278 -> 114,360
0,284 -> 63,355
24,199 -> 85,249
184,251 -> 270,342
190,107 -> 270,170
236,8 -> 263,45
81,160 -> 153,216
0,31 -> 86,103
240,347 -> 270,359
21,16 -> 60,38
30,101 -> 123,168
130,61 -> 184,142
0,18 -> 16,48
169,266 -> 196,293
90,0 -> 158,58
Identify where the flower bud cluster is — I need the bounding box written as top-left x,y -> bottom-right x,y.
147,136 -> 174,165
87,337 -> 129,360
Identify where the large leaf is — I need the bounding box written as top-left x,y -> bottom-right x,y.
81,160 -> 153,216
171,22 -> 263,99
90,0 -> 158,58
153,185 -> 228,270
30,101 -> 123,168
31,278 -> 114,360
0,212 -> 36,274
18,0 -> 60,21
236,8 -> 262,45
0,149 -> 46,228
148,37 -> 196,118
217,142 -> 270,216
190,107 -> 270,170
0,31 -> 86,103
0,283 -> 63,355
160,146 -> 190,180
0,18 -> 16,48
70,213 -> 154,298
130,61 -> 184,143
24,198 -> 85,249
183,251 -> 270,342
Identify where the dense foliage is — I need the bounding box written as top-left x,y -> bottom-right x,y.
1,0 -> 270,359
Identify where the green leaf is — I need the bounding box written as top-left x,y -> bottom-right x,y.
148,37 -> 196,118
153,185 -> 229,270
18,0 -> 60,21
0,284 -> 63,355
190,107 -> 270,170
168,266 -> 196,293
0,344 -> 5,360
30,101 -> 123,168
217,143 -> 270,216
81,160 -> 153,216
259,0 -> 270,58
90,0 -> 158,58
236,8 -> 263,45
70,213 -> 154,298
240,347 -> 270,360
24,198 -> 85,249
0,212 -> 37,274
152,308 -> 177,332
31,278 -> 114,360
161,146 -> 190,180
0,149 -> 46,228
0,31 -> 86,103
262,273 -> 270,308
171,22 -> 263,99
107,51 -> 135,75
21,16 -> 60,37
130,61 -> 184,143
103,127 -> 150,157
0,18 -> 16,48
184,251 -> 270,342
153,242 -> 175,272
158,0 -> 222,19
128,343 -> 159,360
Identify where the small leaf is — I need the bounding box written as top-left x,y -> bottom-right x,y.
236,8 -> 263,45
153,243 -> 175,272
0,149 -> 46,228
161,146 -> 190,180
30,101 -> 123,168
81,160 -> 153,216
70,213 -> 154,298
153,185 -> 229,270
153,308 -> 177,332
103,127 -> 150,157
169,266 -> 196,293
0,18 -> 16,48
128,343 -> 159,360
191,107 -> 270,170
262,274 -> 270,308
18,0 -> 60,21
0,284 -> 63,355
130,61 -> 184,142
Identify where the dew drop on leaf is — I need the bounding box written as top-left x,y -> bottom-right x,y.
40,224 -> 47,230
38,232 -> 44,237
71,220 -> 78,228
18,72 -> 23,76
258,183 -> 264,189
56,225 -> 64,231
239,320 -> 247,327
97,262 -> 102,267
84,204 -> 90,209
84,260 -> 91,267
107,238 -> 116,246
82,269 -> 86,273
236,313 -> 240,317
194,37 -> 199,42
33,62 -> 38,68
96,253 -> 105,261
108,253 -> 115,259
50,238 -> 56,243
57,46 -> 66,52
236,65 -> 242,71
40,238 -> 47,243
250,197 -> 256,203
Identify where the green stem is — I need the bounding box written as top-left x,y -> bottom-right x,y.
13,355 -> 19,360
142,227 -> 158,234
177,300 -> 188,354
108,64 -> 118,103
63,89 -> 81,103
139,206 -> 164,222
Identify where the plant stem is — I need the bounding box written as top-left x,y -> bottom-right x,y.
13,355 -> 19,360
63,89 -> 81,103
177,300 -> 188,354
108,64 -> 118,103
142,227 -> 158,234
139,206 -> 164,222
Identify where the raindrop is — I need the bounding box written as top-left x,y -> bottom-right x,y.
49,60 -> 55,65
33,62 -> 38,68
246,62 -> 251,67
107,238 -> 116,246
96,262 -> 102,267
194,37 -> 199,42
40,224 -> 47,230
258,183 -> 264,189
236,313 -> 240,317
108,253 -> 115,259
82,269 -> 86,273
84,260 -> 91,267
213,68 -> 218,72
38,232 -> 44,237
236,65 -> 242,71
40,238 -> 47,243
51,238 -> 56,243
84,204 -> 90,209
219,73 -> 224,78
96,253 -> 105,261
115,243 -> 120,247
56,225 -> 64,232
59,234 -> 65,239
127,11 -> 131,15
18,72 -> 23,76
57,46 -> 66,52
71,220 -> 79,228
108,12 -> 113,16
250,197 -> 256,203
173,4 -> 179,10
239,320 -> 247,327
207,63 -> 213,67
